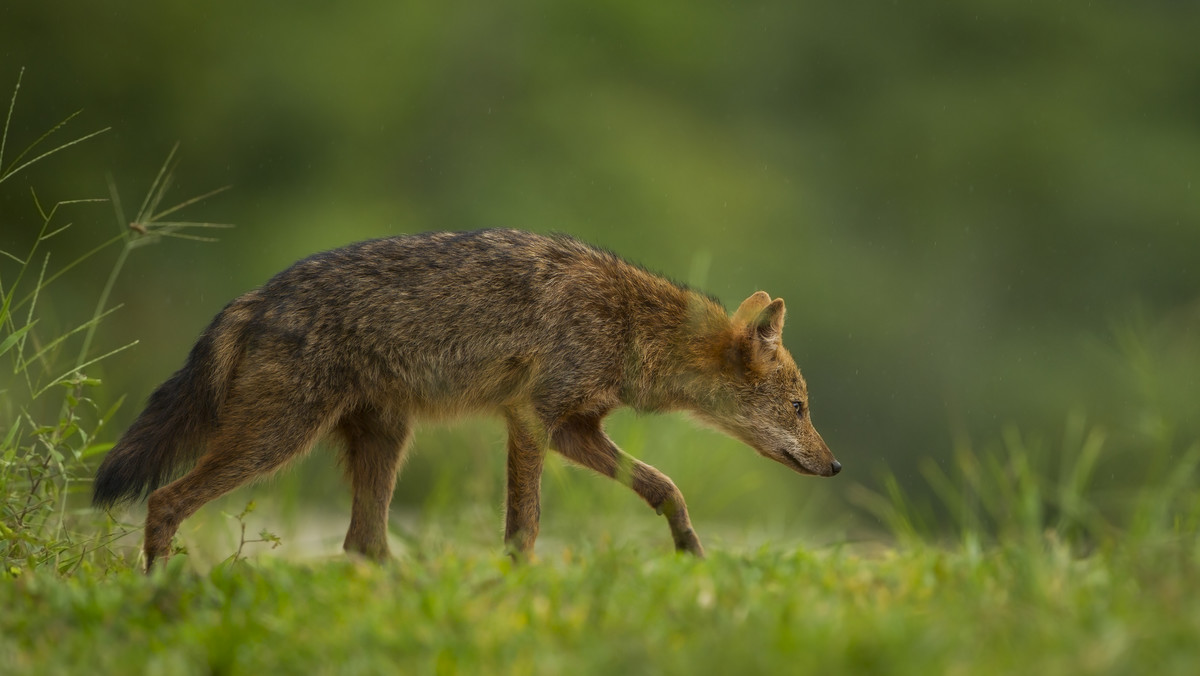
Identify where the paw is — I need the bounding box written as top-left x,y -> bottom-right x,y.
673,530 -> 705,558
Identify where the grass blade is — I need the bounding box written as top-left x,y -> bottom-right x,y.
147,184 -> 232,222
35,340 -> 138,399
0,67 -> 21,171
133,141 -> 179,223
1,123 -> 110,184
0,321 -> 37,359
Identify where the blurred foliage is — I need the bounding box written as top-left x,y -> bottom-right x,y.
2,1 -> 1198,537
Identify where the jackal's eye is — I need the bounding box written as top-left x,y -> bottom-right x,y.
792,400 -> 805,416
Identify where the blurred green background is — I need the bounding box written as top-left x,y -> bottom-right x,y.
3,1 -> 1198,551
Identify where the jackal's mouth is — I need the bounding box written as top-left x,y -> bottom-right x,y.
777,448 -> 817,476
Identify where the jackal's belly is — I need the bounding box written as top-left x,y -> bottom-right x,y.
363,349 -> 539,419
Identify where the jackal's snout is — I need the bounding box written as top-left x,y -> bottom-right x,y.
770,432 -> 840,477
795,418 -> 839,477
789,448 -> 841,477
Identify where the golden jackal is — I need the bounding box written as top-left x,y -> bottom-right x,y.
93,229 -> 839,567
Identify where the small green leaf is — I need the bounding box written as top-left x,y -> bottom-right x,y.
81,442 -> 115,459
98,395 -> 126,427
0,321 -> 36,357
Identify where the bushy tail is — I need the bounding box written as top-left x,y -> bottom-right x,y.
92,295 -> 258,508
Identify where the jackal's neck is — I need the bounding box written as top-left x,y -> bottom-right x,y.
620,286 -> 730,413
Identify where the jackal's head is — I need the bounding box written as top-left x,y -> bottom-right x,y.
692,291 -> 841,478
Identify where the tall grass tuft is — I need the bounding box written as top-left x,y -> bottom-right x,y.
0,69 -> 230,576
852,311 -> 1200,563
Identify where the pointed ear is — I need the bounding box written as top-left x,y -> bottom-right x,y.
721,296 -> 787,378
732,291 -> 772,325
749,298 -> 786,349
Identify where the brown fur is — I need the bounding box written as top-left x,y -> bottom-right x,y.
92,229 -> 839,568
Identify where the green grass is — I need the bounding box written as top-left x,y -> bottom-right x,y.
3,534 -> 1200,675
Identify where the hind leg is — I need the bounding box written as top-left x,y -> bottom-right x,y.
143,391 -> 340,570
337,406 -> 411,560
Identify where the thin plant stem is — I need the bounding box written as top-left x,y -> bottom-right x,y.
75,240 -> 130,370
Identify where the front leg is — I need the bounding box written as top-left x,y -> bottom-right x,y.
503,409 -> 547,561
551,414 -> 705,557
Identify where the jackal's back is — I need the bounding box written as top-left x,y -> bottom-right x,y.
240,229 -> 704,420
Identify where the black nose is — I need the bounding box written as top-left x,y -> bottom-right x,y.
830,460 -> 842,476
